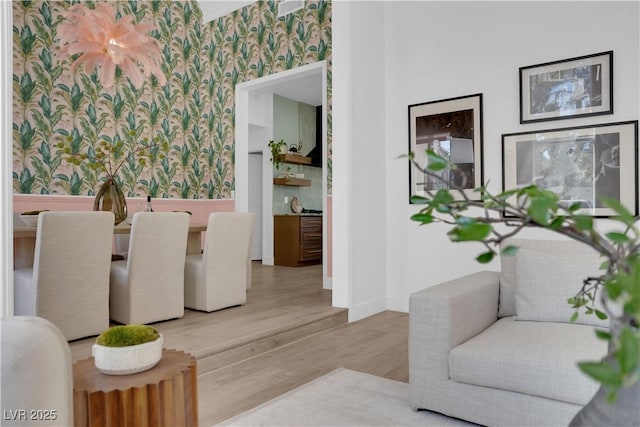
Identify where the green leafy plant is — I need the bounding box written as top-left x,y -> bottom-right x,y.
95,324 -> 160,347
268,139 -> 287,169
408,149 -> 639,401
56,133 -> 168,180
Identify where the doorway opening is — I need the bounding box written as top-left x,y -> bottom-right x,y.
235,61 -> 329,288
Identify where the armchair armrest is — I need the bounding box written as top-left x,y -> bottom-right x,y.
409,271 -> 500,387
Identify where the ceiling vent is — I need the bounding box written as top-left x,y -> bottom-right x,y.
278,0 -> 304,17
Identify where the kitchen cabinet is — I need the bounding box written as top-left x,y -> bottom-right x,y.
274,215 -> 322,267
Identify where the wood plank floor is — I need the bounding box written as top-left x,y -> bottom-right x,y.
69,263 -> 346,363
202,310 -> 409,425
68,262 -> 409,426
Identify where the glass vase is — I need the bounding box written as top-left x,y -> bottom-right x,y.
94,177 -> 127,225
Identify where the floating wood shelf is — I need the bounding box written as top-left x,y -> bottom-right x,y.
273,177 -> 312,186
277,153 -> 312,165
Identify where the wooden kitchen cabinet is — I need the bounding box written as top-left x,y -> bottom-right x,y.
274,215 -> 322,267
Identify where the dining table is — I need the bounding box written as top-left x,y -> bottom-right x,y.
13,220 -> 207,269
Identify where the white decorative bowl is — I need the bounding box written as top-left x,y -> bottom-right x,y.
92,334 -> 163,375
19,214 -> 39,227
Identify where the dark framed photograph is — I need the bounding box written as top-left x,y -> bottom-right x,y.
408,93 -> 483,202
502,121 -> 638,217
519,51 -> 613,124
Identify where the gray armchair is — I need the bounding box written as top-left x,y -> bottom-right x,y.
409,238 -> 608,427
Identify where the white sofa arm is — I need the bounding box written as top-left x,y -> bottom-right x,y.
1,316 -> 73,426
409,271 -> 500,395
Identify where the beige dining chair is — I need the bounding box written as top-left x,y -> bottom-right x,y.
113,234 -> 129,260
13,211 -> 114,341
184,212 -> 256,312
109,212 -> 190,324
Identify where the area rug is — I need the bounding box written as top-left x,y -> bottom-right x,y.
217,368 -> 475,426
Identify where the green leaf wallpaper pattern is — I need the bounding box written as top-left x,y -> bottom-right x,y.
13,0 -> 332,199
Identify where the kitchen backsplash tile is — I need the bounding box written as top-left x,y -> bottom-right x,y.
273,166 -> 323,214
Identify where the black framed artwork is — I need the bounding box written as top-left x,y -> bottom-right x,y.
408,93 -> 483,202
502,121 -> 638,217
519,51 -> 613,124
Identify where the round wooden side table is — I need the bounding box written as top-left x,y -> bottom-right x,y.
73,349 -> 198,427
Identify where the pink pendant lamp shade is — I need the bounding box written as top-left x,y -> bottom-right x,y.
57,2 -> 166,89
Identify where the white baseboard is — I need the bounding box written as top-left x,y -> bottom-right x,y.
386,297 -> 409,313
348,297 -> 387,322
262,257 -> 274,266
323,277 -> 332,289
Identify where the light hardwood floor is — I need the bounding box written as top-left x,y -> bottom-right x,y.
202,309 -> 409,425
69,262 -> 409,425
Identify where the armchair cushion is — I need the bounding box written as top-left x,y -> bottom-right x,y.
514,248 -> 607,327
499,238 -> 602,318
449,316 -> 606,406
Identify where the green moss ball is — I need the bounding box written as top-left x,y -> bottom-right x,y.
96,325 -> 160,347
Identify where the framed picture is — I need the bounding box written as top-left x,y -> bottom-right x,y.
502,121 -> 638,217
408,93 -> 483,202
519,51 -> 613,123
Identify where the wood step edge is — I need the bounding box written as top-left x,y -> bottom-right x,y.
196,309 -> 348,376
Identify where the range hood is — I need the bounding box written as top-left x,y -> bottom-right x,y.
307,144 -> 321,168
305,105 -> 322,168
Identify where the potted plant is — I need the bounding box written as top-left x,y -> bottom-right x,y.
92,324 -> 163,375
56,134 -> 167,225
268,139 -> 288,170
408,149 -> 639,426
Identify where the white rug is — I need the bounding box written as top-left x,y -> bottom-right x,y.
217,368 -> 475,426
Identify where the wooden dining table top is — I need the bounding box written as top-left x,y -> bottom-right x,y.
13,221 -> 207,238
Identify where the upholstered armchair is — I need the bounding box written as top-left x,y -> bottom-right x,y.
1,316 -> 73,426
409,238 -> 608,426
109,212 -> 190,324
13,211 -> 114,341
184,212 -> 256,312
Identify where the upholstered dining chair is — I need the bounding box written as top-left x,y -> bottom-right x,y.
184,212 -> 256,312
113,234 -> 130,260
13,211 -> 114,341
109,212 -> 190,324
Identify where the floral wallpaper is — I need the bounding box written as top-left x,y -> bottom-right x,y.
12,0 -> 331,198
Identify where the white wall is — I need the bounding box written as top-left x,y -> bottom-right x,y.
331,0 -> 353,308
248,152 -> 263,260
382,1 -> 640,312
333,1 -> 390,321
333,1 -> 639,320
248,90 -> 274,264
1,0 -> 13,316
274,95 -> 299,147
